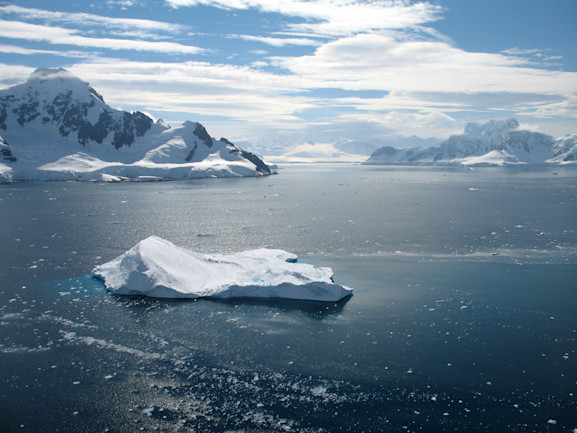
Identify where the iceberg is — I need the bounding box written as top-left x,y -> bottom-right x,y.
92,236 -> 353,302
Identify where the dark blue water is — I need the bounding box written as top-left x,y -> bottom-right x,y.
1,165 -> 576,432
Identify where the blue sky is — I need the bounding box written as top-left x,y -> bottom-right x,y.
0,0 -> 576,142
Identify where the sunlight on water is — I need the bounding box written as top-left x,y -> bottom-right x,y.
1,165 -> 576,432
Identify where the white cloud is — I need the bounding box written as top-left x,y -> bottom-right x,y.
0,43 -> 99,58
1,0 -> 574,139
105,0 -> 141,8
0,5 -> 188,33
0,63 -> 35,89
0,20 -> 205,54
251,60 -> 269,68
274,32 -> 577,96
520,99 -> 577,120
65,60 -> 316,126
501,47 -> 544,56
233,34 -> 322,47
59,57 -> 461,139
69,59 -> 307,92
166,0 -> 441,36
338,110 -> 456,132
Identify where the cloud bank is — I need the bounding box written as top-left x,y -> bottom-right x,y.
0,0 -> 575,141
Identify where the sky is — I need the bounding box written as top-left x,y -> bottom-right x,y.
0,0 -> 576,143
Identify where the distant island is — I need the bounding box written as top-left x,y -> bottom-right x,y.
364,118 -> 577,167
0,68 -> 273,183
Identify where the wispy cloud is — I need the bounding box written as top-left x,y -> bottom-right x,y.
0,43 -> 99,58
0,5 -> 188,33
1,1 -> 574,140
0,5 -> 202,54
105,0 -> 142,9
66,60 -> 316,129
500,47 -> 564,68
501,47 -> 544,56
232,34 -> 322,47
0,20 -> 205,54
0,63 -> 36,89
165,0 -> 442,36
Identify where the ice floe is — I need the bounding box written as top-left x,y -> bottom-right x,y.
92,236 -> 353,302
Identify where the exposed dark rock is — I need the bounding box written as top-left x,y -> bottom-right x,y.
240,149 -> 271,174
185,144 -> 197,162
0,70 -> 155,149
133,111 -> 153,137
220,137 -> 235,147
193,123 -> 213,148
0,104 -> 7,130
1,147 -> 16,162
220,137 -> 270,174
0,136 -> 16,162
15,96 -> 40,126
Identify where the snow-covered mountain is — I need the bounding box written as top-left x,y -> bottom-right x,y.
365,119 -> 577,167
0,68 -> 272,183
550,133 -> 577,164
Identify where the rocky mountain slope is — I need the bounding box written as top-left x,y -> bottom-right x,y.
0,68 -> 272,182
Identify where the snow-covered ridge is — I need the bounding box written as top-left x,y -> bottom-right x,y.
0,68 -> 273,182
93,236 -> 353,302
365,119 -> 577,167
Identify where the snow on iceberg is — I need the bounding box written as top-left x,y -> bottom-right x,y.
92,236 -> 353,302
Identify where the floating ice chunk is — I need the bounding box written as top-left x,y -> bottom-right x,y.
92,236 -> 353,302
143,407 -> 155,417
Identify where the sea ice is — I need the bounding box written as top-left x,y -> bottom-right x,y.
92,236 -> 353,302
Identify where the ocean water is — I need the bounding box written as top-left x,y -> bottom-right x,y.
0,164 -> 576,432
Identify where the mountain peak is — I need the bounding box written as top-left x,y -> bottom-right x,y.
22,67 -> 105,105
463,118 -> 519,137
31,67 -> 74,81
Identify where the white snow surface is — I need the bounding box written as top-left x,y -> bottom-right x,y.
461,150 -> 523,167
92,236 -> 353,302
0,162 -> 11,183
550,133 -> 577,165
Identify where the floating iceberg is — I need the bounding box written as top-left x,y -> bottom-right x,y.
92,236 -> 353,302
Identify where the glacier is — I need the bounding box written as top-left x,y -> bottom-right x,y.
92,236 -> 353,302
238,133 -> 441,163
365,119 -> 577,167
0,68 -> 273,182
